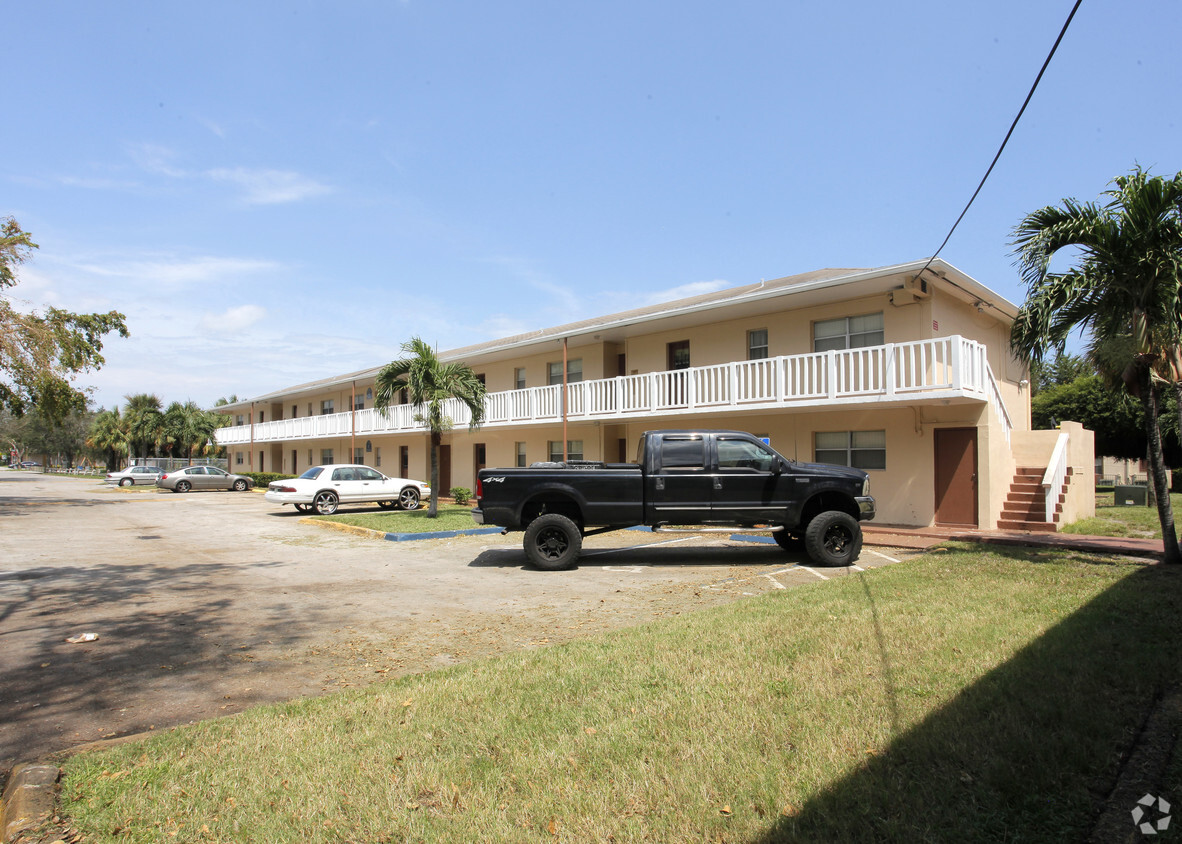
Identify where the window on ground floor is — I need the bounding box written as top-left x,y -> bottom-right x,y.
354,447 -> 364,464
235,451 -> 244,465
516,442 -> 527,468
814,430 -> 886,470
320,448 -> 334,465
548,440 -> 584,462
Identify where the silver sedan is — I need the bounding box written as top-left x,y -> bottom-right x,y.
156,466 -> 254,493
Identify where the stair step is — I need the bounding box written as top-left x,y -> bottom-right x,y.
997,519 -> 1058,533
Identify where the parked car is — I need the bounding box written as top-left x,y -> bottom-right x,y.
156,466 -> 254,493
18,461 -> 41,469
105,465 -> 163,487
265,465 -> 431,515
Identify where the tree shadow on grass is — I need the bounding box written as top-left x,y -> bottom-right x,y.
753,563 -> 1182,843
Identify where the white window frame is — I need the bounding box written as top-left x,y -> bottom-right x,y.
814,430 -> 886,470
813,312 -> 884,352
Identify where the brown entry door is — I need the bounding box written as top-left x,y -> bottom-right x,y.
934,428 -> 978,527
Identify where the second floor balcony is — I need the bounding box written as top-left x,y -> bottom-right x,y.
217,335 -> 1011,446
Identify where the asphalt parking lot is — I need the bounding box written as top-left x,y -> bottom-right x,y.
0,471 -> 920,767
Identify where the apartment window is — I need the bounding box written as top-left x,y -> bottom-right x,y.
375,447 -> 382,467
548,358 -> 583,385
516,442 -> 527,468
354,394 -> 365,411
354,447 -> 364,464
234,414 -> 245,426
307,449 -> 313,467
320,399 -> 335,415
515,367 -> 527,390
235,451 -> 244,465
748,329 -> 768,360
814,313 -> 884,352
814,430 -> 886,470
320,448 -> 334,464
548,440 -> 584,462
366,387 -> 373,401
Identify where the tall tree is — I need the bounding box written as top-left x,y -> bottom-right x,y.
163,400 -> 219,463
373,337 -> 487,517
87,407 -> 129,470
0,217 -> 128,421
1010,167 -> 1182,564
123,393 -> 164,461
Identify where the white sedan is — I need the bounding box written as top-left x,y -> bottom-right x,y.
265,464 -> 431,515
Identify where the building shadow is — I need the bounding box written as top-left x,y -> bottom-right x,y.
751,563 -> 1182,842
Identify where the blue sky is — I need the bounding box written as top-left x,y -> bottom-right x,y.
5,1 -> 1179,411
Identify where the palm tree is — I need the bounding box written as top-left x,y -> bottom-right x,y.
123,393 -> 164,461
1009,166 -> 1182,564
86,407 -> 128,471
373,337 -> 487,517
163,400 -> 219,464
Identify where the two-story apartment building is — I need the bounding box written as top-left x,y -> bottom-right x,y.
216,258 -> 1094,530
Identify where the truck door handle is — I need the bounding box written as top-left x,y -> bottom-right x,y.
655,478 -> 665,491
713,478 -> 723,490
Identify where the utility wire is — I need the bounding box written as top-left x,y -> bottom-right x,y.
917,0 -> 1084,280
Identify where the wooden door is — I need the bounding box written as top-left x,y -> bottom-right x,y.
934,428 -> 978,526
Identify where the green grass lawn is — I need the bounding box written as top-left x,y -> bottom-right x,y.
309,503 -> 479,533
58,547 -> 1182,843
1062,492 -> 1182,538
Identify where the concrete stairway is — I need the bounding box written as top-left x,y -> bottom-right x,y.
997,466 -> 1072,532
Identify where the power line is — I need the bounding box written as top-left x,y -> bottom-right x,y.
917,0 -> 1084,279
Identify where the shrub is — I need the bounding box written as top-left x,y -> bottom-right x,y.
244,472 -> 296,486
450,486 -> 472,505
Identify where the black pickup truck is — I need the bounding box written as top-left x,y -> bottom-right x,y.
473,429 -> 875,570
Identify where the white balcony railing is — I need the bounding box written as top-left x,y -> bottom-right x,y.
217,335 -> 1003,446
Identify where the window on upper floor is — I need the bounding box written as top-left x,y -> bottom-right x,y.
748,329 -> 768,360
813,312 -> 884,352
320,399 -> 334,415
354,394 -> 365,411
548,359 -> 583,385
814,430 -> 886,470
514,367 -> 526,390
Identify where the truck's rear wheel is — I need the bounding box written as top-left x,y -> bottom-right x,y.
804,511 -> 861,566
523,513 -> 582,571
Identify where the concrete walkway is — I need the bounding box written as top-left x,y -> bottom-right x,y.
863,523 -> 1167,560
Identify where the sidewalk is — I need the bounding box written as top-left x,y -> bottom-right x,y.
863,523 -> 1166,560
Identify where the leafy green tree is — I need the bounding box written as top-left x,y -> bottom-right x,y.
1,405 -> 94,467
123,393 -> 164,461
163,400 -> 220,463
1010,167 -> 1182,563
373,337 -> 487,518
1029,352 -> 1092,396
87,407 -> 128,470
0,217 -> 128,421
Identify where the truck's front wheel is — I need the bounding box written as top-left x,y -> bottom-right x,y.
523,513 -> 582,571
804,511 -> 862,566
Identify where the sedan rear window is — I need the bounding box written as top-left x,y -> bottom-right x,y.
299,467 -> 324,480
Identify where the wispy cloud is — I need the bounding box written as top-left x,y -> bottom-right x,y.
200,304 -> 266,333
73,255 -> 281,289
205,167 -> 332,205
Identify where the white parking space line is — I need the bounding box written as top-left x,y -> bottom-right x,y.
798,566 -> 829,581
581,537 -> 690,557
762,574 -> 786,590
865,550 -> 900,564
